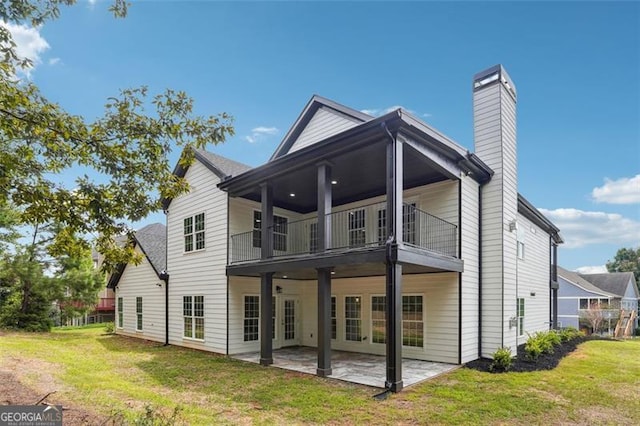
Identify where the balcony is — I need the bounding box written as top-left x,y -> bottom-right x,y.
230,202 -> 457,264
96,297 -> 116,312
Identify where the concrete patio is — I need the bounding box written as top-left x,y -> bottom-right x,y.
233,347 -> 458,389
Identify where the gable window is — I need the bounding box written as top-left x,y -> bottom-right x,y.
244,295 -> 260,341
252,211 -> 288,252
402,295 -> 423,347
517,298 -> 525,336
184,213 -> 205,252
135,297 -> 143,331
117,297 -> 123,328
345,296 -> 362,341
371,296 -> 386,344
331,296 -> 337,340
184,296 -> 204,340
348,209 -> 366,247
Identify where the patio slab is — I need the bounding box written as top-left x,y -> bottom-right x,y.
233,347 -> 458,388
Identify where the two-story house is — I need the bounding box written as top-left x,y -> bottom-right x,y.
113,65 -> 562,392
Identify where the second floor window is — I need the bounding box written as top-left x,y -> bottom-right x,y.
184,213 -> 205,252
253,211 -> 288,252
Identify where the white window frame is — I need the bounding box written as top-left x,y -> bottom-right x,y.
184,213 -> 205,253
402,294 -> 424,348
117,296 -> 123,329
135,296 -> 143,331
344,295 -> 362,342
183,295 -> 205,341
348,209 -> 366,247
243,294 -> 260,342
371,294 -> 386,344
517,297 -> 525,336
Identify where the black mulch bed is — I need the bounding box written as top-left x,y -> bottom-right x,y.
465,336 -> 611,373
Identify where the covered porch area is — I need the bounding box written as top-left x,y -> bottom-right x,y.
233,347 -> 458,389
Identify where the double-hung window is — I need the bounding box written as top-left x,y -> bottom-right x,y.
117,297 -> 123,328
402,295 -> 424,347
184,213 -> 205,252
517,298 -> 525,336
244,295 -> 260,341
348,209 -> 366,247
184,296 -> 204,340
345,296 -> 362,341
371,296 -> 386,344
135,297 -> 143,331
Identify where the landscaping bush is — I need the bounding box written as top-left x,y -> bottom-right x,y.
559,326 -> 582,342
104,322 -> 115,334
489,347 -> 513,372
525,330 -> 566,361
524,337 -> 543,361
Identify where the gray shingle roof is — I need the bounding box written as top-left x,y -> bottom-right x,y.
579,272 -> 637,298
558,266 -> 618,297
195,148 -> 252,178
134,223 -> 167,275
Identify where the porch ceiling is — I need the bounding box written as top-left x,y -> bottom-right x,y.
230,138 -> 449,214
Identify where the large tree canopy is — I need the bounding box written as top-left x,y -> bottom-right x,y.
1,0 -> 234,272
606,247 -> 640,286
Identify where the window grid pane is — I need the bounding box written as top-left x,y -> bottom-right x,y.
345,296 -> 362,341
136,297 -> 143,331
372,296 -> 386,344
402,295 -> 423,347
331,296 -> 336,340
244,296 -> 260,341
348,209 -> 366,247
377,209 -> 386,244
117,297 -> 123,328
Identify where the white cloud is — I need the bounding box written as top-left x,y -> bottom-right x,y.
592,174 -> 640,204
575,265 -> 608,274
0,22 -> 50,76
540,208 -> 640,249
245,126 -> 278,144
48,57 -> 60,66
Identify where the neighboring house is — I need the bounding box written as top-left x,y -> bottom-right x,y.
557,268 -> 639,333
108,223 -> 168,343
557,267 -> 619,330
579,272 -> 639,330
114,65 -> 563,392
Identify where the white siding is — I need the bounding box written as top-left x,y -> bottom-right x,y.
516,213 -> 551,343
115,245 -> 165,343
460,175 -> 480,362
288,107 -> 361,154
229,273 -> 459,364
474,77 -> 519,357
167,160 -> 228,353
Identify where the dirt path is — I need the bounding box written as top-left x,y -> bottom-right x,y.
0,357 -> 109,425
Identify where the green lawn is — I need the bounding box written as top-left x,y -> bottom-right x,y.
1,327 -> 639,425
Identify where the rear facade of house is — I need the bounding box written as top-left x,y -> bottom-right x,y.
114,65 -> 562,391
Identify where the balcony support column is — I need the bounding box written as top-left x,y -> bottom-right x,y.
317,161 -> 333,252
260,183 -> 274,260
316,267 -> 332,377
259,182 -> 274,366
385,127 -> 404,392
260,272 -> 274,365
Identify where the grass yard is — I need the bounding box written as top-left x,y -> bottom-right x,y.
1,327 -> 639,425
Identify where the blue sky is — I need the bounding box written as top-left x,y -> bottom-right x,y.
6,0 -> 639,272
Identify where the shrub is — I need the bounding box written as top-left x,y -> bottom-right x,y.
524,337 -> 543,361
635,327 -> 640,337
559,326 -> 583,342
104,322 -> 115,334
489,347 -> 513,372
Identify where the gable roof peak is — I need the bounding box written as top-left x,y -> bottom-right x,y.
270,95 -> 373,161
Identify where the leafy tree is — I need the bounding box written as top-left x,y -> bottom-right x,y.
52,247 -> 105,325
606,247 -> 640,286
1,0 -> 234,273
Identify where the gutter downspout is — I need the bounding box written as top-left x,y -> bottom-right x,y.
478,183 -> 483,359
162,209 -> 170,346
